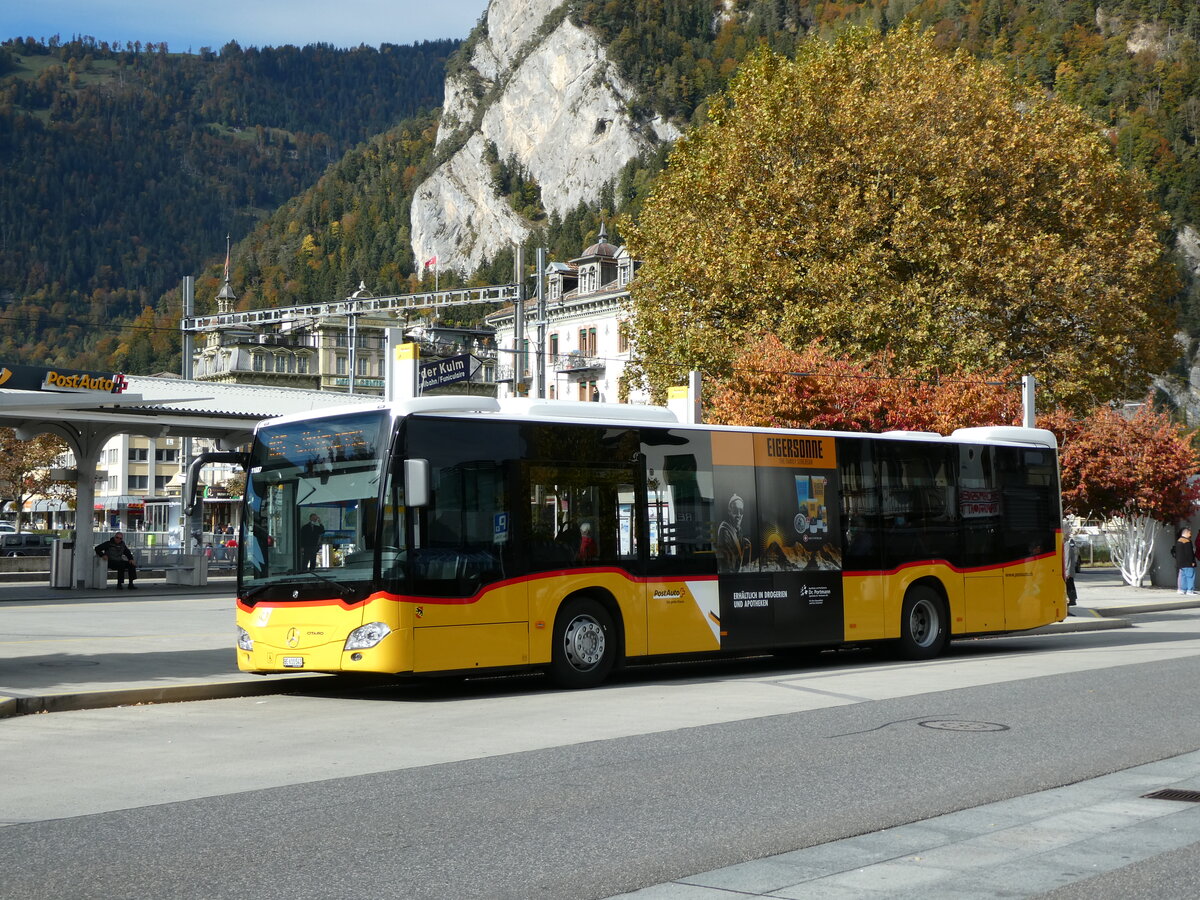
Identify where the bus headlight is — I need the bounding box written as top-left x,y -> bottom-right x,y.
345,622 -> 391,650
237,627 -> 253,651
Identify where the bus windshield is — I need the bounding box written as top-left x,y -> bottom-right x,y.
239,409 -> 390,591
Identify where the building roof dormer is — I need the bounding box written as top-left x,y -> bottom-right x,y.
570,225 -> 622,298
573,223 -> 619,264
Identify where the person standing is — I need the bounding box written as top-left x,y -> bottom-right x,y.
1172,528 -> 1196,595
95,531 -> 138,589
299,513 -> 324,571
1062,520 -> 1080,608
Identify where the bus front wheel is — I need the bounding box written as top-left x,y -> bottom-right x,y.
897,585 -> 948,660
550,597 -> 616,689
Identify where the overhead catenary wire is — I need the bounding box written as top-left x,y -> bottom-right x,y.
0,310 -> 1019,388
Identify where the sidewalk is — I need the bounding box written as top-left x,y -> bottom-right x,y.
0,567 -> 1195,719
0,572 -> 334,718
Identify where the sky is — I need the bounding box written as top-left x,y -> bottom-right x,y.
1,0 -> 489,51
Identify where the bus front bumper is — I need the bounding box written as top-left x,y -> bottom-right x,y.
237,623 -> 410,675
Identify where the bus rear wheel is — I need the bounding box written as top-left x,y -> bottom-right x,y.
897,585 -> 948,660
550,597 -> 616,689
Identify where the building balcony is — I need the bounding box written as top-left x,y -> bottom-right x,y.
212,333 -> 318,348
493,366 -> 519,385
554,352 -> 605,374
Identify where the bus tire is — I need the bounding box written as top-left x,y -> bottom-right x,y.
897,585 -> 948,660
550,597 -> 616,689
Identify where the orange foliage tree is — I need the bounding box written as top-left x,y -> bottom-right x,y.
706,336 -> 1020,433
1041,403 -> 1200,524
1040,401 -> 1200,586
0,429 -> 71,532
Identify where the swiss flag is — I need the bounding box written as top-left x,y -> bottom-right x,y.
424,255 -> 437,268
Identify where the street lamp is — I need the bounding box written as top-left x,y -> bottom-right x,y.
347,281 -> 373,395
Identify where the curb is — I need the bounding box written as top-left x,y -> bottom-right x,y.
0,674 -> 337,719
0,582 -> 238,603
1088,600 -> 1200,617
1026,617 -> 1133,635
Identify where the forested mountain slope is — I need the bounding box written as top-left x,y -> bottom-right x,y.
0,37 -> 457,369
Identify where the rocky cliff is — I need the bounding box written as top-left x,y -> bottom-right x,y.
410,0 -> 679,274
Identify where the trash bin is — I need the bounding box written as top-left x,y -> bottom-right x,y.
50,539 -> 74,588
50,539 -> 107,589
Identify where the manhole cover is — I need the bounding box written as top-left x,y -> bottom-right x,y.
919,720 -> 1009,732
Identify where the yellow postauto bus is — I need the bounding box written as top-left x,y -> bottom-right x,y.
234,397 -> 1064,688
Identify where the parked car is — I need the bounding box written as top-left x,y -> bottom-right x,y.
0,522 -> 15,533
0,533 -> 54,556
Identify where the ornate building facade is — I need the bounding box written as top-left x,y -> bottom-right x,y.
489,226 -> 636,402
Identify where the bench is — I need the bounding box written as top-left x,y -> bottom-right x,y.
165,554 -> 209,586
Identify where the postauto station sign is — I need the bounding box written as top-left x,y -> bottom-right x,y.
0,363 -> 129,394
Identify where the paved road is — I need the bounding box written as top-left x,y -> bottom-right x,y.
3,602 -> 1200,899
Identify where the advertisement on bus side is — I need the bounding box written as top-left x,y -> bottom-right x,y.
710,433 -> 844,650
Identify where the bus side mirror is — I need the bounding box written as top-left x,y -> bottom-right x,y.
404,459 -> 430,508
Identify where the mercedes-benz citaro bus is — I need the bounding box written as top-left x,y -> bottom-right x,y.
234,397 -> 1065,688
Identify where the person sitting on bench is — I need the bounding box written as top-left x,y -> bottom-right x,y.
95,531 -> 138,589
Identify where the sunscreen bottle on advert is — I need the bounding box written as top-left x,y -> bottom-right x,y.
812,476 -> 827,505
794,475 -> 810,510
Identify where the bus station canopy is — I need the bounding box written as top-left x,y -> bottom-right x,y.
0,373 -> 376,447
0,364 -> 377,587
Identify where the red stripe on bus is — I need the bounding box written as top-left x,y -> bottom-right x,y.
237,552 -> 1055,610
845,551 -> 1058,578
237,568 -> 721,609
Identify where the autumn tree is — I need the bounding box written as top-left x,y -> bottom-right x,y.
1041,402 -> 1200,586
706,335 -> 1021,433
0,429 -> 72,532
623,26 -> 1179,409
223,472 -> 246,500
1044,402 -> 1200,523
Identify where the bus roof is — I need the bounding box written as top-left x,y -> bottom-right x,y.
255,398 -> 1057,449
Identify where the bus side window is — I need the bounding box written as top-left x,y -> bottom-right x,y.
642,430 -> 717,576
838,438 -> 880,571
525,466 -> 635,571
878,442 -> 958,569
414,461 -> 507,596
379,466 -> 407,584
995,446 -> 1057,559
960,445 -> 1002,568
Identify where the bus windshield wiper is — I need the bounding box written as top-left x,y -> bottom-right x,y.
307,567 -> 356,598
241,582 -> 271,602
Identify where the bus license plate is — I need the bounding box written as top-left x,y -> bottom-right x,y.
282,657 -> 305,668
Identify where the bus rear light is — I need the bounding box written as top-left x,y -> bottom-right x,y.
236,627 -> 253,651
345,622 -> 391,650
